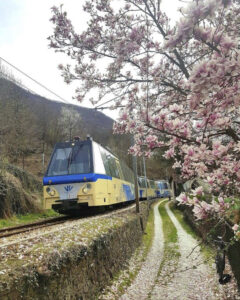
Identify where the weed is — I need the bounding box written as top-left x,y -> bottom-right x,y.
0,210 -> 60,229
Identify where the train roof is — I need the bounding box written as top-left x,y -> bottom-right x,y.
54,136 -> 119,160
156,179 -> 169,182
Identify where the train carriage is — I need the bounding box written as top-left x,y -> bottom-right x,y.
43,137 -> 135,214
155,180 -> 171,199
138,176 -> 148,200
148,179 -> 158,199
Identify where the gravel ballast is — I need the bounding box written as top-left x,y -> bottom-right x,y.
120,200 -> 165,300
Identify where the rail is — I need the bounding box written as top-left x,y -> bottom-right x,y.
0,216 -> 71,239
0,201 -> 144,240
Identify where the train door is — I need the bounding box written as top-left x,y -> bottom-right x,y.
107,156 -> 123,203
115,160 -> 125,202
93,142 -> 109,205
98,147 -> 119,204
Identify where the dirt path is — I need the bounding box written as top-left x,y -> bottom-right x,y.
120,201 -> 239,300
120,200 -> 165,300
100,200 -> 239,299
150,202 -> 223,299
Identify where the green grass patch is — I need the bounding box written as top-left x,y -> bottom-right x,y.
170,202 -> 197,239
156,201 -> 180,280
159,202 -> 178,243
170,203 -> 215,265
148,201 -> 180,298
0,209 -> 60,229
142,205 -> 155,255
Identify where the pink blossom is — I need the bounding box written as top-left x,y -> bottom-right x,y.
164,148 -> 175,159
188,148 -> 194,156
232,224 -> 239,231
49,0 -> 240,235
194,186 -> 203,196
207,177 -> 214,185
212,201 -> 220,213
193,205 -> 207,220
176,193 -> 190,205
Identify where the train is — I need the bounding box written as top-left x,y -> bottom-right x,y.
43,137 -> 171,215
155,180 -> 172,199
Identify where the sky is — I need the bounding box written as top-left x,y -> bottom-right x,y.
0,0 -> 182,119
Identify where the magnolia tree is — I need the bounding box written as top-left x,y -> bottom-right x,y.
49,0 -> 240,238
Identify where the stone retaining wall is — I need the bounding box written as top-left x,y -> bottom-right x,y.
0,201 -> 154,300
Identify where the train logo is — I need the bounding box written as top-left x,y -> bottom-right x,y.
64,185 -> 73,192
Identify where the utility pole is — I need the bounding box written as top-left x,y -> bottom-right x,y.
131,136 -> 140,213
143,5 -> 149,204
143,156 -> 148,201
42,152 -> 45,175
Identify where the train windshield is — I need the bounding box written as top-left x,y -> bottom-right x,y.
46,143 -> 92,176
157,182 -> 168,189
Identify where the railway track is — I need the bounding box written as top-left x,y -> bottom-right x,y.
0,203 -> 137,240
0,216 -> 72,239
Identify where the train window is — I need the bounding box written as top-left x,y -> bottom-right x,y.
99,147 -> 119,178
100,148 -> 118,178
116,161 -> 124,179
93,142 -> 106,174
47,144 -> 91,176
107,156 -> 120,178
100,150 -> 111,177
138,177 -> 147,188
150,180 -> 156,188
163,182 -> 168,189
99,146 -> 133,182
157,181 -> 168,189
111,159 -> 122,179
120,160 -> 134,183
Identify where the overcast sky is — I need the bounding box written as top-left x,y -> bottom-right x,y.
0,0 -> 182,119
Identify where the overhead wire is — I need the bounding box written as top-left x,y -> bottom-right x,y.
0,56 -> 72,104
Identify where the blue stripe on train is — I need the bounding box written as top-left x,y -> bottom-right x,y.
123,184 -> 135,201
43,173 -> 112,185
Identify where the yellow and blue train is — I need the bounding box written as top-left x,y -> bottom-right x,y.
155,180 -> 171,199
43,137 -> 168,214
138,176 -> 159,200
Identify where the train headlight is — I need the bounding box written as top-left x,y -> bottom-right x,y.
46,187 -> 56,196
82,183 -> 92,194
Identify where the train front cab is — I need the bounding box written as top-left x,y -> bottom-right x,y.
43,139 -> 135,213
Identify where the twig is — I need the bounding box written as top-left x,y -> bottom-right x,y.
186,240 -> 203,258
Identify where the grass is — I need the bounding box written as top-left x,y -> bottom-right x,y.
156,201 -> 180,279
0,214 -> 128,294
147,200 -> 180,298
0,209 -> 60,229
170,203 -> 215,265
142,205 -> 155,255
